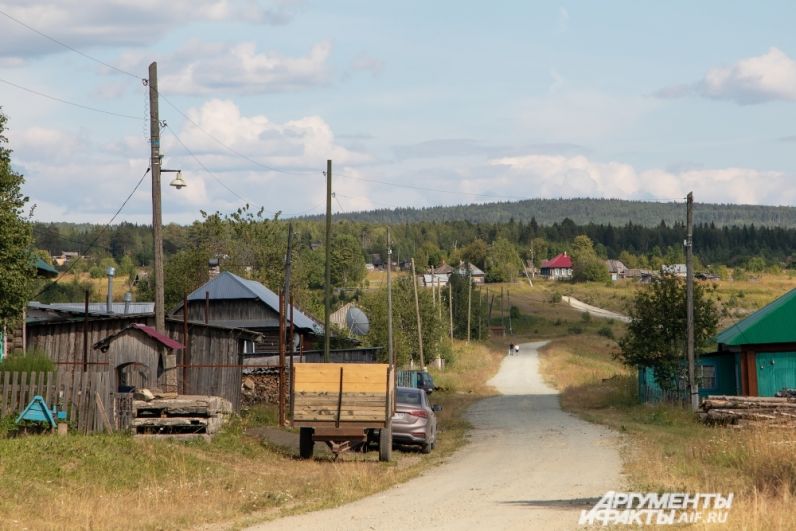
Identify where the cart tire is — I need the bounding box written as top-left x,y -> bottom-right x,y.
299,427 -> 314,459
379,426 -> 392,462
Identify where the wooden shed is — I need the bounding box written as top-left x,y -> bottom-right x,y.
93,323 -> 183,393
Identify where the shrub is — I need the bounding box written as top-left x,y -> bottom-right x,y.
549,291 -> 562,303
509,305 -> 521,319
567,325 -> 583,335
581,311 -> 591,323
598,325 -> 614,339
0,350 -> 55,373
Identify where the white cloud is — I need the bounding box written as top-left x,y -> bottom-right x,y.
489,153 -> 794,205
153,41 -> 331,95
655,48 -> 796,105
0,1 -> 303,60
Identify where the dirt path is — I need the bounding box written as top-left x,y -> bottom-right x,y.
562,295 -> 631,323
249,341 -> 624,530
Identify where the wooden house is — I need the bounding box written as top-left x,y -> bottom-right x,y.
540,253 -> 573,280
640,288 -> 796,401
169,271 -> 324,354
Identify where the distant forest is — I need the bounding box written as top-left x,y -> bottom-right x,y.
308,198 -> 796,229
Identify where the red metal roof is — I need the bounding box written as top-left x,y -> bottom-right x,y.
130,323 -> 185,350
540,253 -> 573,269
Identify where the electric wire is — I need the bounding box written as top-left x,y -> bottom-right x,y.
35,167 -> 151,296
0,77 -> 144,120
0,7 -> 141,80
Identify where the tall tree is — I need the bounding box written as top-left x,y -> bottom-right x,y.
0,109 -> 34,327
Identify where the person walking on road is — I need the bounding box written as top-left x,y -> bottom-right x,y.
508,343 -> 514,356
514,344 -> 520,354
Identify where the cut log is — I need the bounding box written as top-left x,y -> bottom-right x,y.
132,417 -> 208,427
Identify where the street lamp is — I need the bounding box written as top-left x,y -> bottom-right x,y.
165,169 -> 186,190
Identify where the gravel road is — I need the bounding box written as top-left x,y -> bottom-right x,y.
562,295 -> 631,323
249,341 -> 623,531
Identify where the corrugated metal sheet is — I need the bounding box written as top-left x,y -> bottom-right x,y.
716,288 -> 796,346
186,271 -> 323,334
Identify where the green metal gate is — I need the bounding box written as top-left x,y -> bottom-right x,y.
756,352 -> 796,397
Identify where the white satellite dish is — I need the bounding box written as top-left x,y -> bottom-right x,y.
346,306 -> 370,336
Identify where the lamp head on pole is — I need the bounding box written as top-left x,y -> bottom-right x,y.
169,170 -> 187,190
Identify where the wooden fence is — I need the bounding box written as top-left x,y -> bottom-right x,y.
0,371 -> 121,434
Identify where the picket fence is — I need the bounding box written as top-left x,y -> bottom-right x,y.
0,370 -> 124,434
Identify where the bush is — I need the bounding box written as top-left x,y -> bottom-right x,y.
509,305 -> 521,319
549,292 -> 562,303
581,311 -> 591,323
598,325 -> 614,339
567,325 -> 583,335
0,350 -> 55,373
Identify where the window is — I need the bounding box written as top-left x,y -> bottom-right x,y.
700,365 -> 717,390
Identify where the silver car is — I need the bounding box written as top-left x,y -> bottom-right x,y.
391,386 -> 439,453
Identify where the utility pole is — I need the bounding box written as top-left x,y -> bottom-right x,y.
478,288 -> 482,341
387,228 -> 394,368
448,282 -> 453,340
324,160 -> 332,362
148,61 -> 165,333
279,223 -> 293,426
467,271 -> 472,343
686,192 -> 698,411
410,258 -> 425,368
507,289 -> 512,336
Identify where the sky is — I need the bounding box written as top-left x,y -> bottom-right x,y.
2,0 -> 796,225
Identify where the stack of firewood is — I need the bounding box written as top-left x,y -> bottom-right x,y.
700,395 -> 796,427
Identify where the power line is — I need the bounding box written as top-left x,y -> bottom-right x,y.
35,167 -> 151,296
0,77 -> 144,120
0,7 -> 141,80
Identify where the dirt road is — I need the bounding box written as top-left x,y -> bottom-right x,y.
249,341 -> 623,530
562,295 -> 631,323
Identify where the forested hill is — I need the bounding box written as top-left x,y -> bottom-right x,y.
311,198 -> 796,228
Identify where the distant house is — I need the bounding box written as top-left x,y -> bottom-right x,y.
540,253 -> 573,280
52,251 -> 80,267
662,264 -> 687,277
421,261 -> 484,286
605,259 -> 627,281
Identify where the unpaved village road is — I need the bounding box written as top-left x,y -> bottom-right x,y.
250,341 -> 624,531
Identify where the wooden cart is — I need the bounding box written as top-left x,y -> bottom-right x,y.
291,362 -> 394,461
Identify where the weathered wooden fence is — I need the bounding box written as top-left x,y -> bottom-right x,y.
0,371 -> 119,434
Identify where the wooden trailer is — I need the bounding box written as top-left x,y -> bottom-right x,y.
291,362 -> 394,461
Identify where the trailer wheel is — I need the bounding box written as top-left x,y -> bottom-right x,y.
379,426 -> 392,462
299,427 -> 314,459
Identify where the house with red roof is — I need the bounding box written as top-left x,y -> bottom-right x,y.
540,252 -> 573,280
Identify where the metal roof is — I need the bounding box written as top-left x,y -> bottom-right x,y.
39,302 -> 155,315
541,253 -> 573,269
93,323 -> 184,351
186,271 -> 324,334
716,288 -> 796,346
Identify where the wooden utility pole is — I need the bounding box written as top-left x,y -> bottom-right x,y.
279,223 -> 293,426
478,288 -> 482,341
448,283 -> 453,340
467,270 -> 472,343
410,258 -> 425,368
387,228 -> 394,367
278,291 -> 286,425
686,191 -> 698,411
148,61 -> 165,333
507,289 -> 512,336
324,160 -> 332,362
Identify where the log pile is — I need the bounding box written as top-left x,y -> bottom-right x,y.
241,369 -> 286,405
699,395 -> 796,427
131,393 -> 232,436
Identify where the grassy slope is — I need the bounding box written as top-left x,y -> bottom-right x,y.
0,341 -> 502,530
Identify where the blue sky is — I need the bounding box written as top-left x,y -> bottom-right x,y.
1,0 -> 796,224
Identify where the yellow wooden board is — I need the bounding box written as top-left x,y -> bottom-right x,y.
293,363 -> 390,393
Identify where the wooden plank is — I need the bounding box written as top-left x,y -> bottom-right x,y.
131,417 -> 208,427
294,381 -> 387,393
95,391 -> 113,433
293,411 -> 386,422
293,363 -> 389,383
10,371 -> 20,416
0,371 -> 10,416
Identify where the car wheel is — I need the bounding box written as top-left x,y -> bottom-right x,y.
421,441 -> 432,454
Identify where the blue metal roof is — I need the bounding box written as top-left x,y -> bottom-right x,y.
186,272 -> 323,334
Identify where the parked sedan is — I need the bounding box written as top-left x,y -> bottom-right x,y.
391,386 -> 440,453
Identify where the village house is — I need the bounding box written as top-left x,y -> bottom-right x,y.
540,252 -> 573,280
605,259 -> 627,281
421,261 -> 485,287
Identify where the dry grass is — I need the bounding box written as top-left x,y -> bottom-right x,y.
0,340 -> 501,530
539,334 -> 796,531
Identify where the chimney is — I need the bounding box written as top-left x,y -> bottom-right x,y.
123,291 -> 133,314
106,267 -> 116,313
208,258 -> 221,279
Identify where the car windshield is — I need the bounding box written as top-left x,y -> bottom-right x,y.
397,388 -> 422,406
